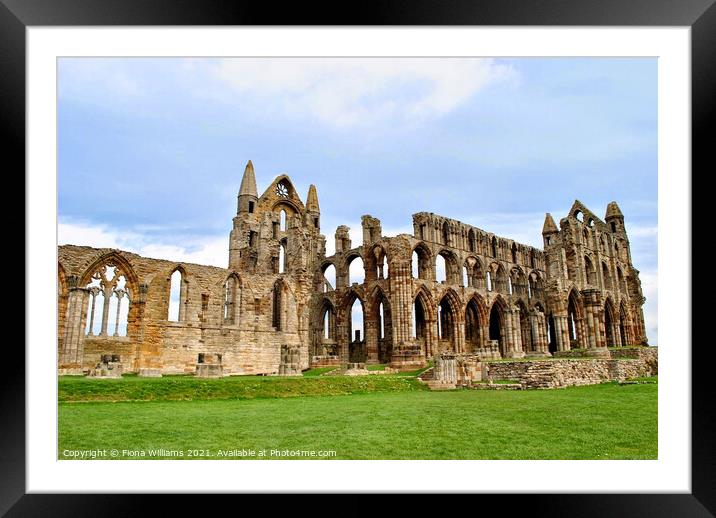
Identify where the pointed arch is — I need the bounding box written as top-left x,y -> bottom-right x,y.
365,244 -> 388,281
488,295 -> 508,357
80,252 -> 138,337
345,251 -> 365,286
223,273 -> 241,325
465,293 -> 488,352
272,278 -> 286,331
436,249 -> 460,285
567,288 -> 583,347
321,261 -> 337,292
412,286 -> 434,342
412,242 -> 432,280
370,286 -> 393,363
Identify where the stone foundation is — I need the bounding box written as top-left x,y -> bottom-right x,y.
485,353 -> 657,389
553,347 -> 612,359
389,345 -> 426,371
310,355 -> 341,368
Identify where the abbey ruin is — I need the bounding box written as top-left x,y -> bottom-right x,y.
58,161 -> 649,377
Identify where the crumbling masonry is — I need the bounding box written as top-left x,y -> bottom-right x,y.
58,161 -> 649,376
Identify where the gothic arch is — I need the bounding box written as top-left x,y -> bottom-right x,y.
412,286 -> 434,346
516,299 -> 532,353
370,286 -> 394,363
365,244 -> 389,282
463,255 -> 485,289
488,295 -> 509,357
223,272 -> 241,325
566,288 -> 584,347
81,252 -> 139,337
412,242 -> 433,280
437,289 -> 461,352
436,249 -> 460,285
465,293 -> 488,352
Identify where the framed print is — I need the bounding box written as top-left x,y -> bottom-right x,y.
5,0 -> 712,513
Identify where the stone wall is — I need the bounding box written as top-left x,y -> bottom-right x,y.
609,346 -> 658,374
485,352 -> 657,389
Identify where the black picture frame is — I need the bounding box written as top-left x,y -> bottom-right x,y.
5,0 -> 710,514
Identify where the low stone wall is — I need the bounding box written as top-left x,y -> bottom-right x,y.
553,347 -> 611,358
310,355 -> 342,368
610,347 -> 658,374
485,354 -> 657,389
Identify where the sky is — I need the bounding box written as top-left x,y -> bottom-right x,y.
58,57 -> 658,344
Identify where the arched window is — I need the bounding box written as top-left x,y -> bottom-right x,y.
436,254 -> 447,283
350,298 -> 364,342
348,256 -> 364,285
168,268 -> 185,322
278,240 -> 287,274
84,262 -> 132,337
280,209 -> 287,231
413,296 -> 427,340
272,281 -> 283,330
468,229 -> 476,252
491,237 -> 498,258
486,271 -> 492,291
224,275 -> 239,324
511,243 -> 517,264
378,301 -> 385,339
322,264 -> 336,292
412,245 -> 431,280
324,310 -> 330,339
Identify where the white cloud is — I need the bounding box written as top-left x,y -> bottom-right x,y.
58,220 -> 227,268
212,58 -> 517,128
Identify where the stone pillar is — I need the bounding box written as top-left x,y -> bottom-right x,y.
59,287 -> 89,373
100,286 -> 111,336
582,289 -> 609,356
555,315 -> 569,351
364,308 -> 379,363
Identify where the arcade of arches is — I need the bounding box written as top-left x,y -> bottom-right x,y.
58,163 -> 649,376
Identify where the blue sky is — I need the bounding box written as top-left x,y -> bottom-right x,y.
58,57 -> 658,343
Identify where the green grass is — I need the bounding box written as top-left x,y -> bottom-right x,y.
58,374 -> 425,402
301,367 -> 338,377
366,364 -> 387,371
58,379 -> 657,460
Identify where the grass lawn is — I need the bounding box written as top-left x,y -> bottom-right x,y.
58,376 -> 657,460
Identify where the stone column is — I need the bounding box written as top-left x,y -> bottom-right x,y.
100,286 -> 111,336
582,289 -> 609,355
364,308 -> 379,363
555,315 -> 569,351
60,287 -> 90,373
